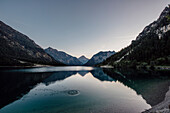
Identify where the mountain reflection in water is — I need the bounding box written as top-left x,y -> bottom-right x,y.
0,67 -> 170,113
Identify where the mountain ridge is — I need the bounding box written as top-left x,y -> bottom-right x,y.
99,5 -> 170,67
0,21 -> 64,66
45,47 -> 83,66
78,55 -> 89,64
85,51 -> 115,66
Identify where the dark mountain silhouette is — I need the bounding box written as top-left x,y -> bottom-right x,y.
0,21 -> 64,66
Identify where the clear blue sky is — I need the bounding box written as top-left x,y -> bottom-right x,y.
0,0 -> 169,58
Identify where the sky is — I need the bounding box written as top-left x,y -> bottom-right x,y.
0,0 -> 169,58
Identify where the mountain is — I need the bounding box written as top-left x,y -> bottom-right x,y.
78,55 -> 89,64
100,5 -> 170,67
85,51 -> 115,66
0,21 -> 64,66
45,47 -> 83,65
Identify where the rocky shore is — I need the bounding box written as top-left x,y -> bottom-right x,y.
143,86 -> 170,113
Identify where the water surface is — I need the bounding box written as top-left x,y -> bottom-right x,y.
0,66 -> 170,113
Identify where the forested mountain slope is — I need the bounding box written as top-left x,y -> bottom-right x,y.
100,6 -> 170,67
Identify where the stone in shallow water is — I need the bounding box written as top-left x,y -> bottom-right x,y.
67,90 -> 80,96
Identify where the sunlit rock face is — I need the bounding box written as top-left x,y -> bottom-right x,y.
136,6 -> 170,40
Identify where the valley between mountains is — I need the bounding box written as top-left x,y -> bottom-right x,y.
0,3 -> 170,113
0,6 -> 170,68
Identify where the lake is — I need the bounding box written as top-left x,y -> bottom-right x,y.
0,66 -> 170,113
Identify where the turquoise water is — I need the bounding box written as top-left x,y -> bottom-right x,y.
0,66 -> 170,113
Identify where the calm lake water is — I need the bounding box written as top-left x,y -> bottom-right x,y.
0,66 -> 170,113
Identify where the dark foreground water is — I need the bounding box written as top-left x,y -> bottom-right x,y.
0,66 -> 170,113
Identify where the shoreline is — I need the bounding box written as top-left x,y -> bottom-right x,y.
99,65 -> 170,71
143,86 -> 170,113
0,65 -> 52,70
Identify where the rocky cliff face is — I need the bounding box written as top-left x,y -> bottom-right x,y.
136,6 -> 170,41
0,21 -> 63,66
45,47 -> 83,66
100,5 -> 170,67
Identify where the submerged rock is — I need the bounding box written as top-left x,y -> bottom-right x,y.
66,90 -> 80,96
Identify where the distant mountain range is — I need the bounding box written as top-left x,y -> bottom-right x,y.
1,6 -> 169,67
45,47 -> 83,65
78,55 -> 89,64
100,5 -> 170,67
85,51 -> 115,66
45,47 -> 115,66
0,21 -> 64,66
0,20 -> 115,67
